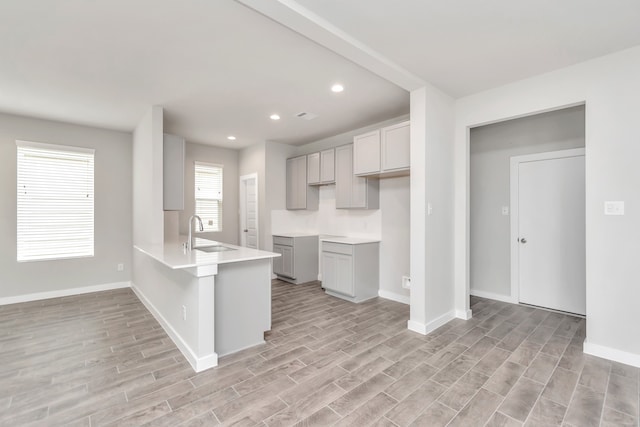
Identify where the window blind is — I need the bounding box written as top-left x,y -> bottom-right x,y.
17,141 -> 95,262
195,162 -> 223,232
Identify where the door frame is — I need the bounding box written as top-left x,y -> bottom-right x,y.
509,147 -> 585,303
239,173 -> 259,248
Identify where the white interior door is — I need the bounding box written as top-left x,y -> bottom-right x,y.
240,174 -> 258,249
513,150 -> 585,315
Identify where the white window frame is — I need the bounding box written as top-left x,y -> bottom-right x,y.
194,161 -> 223,233
16,140 -> 95,262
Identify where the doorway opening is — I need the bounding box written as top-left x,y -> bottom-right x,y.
469,105 -> 586,315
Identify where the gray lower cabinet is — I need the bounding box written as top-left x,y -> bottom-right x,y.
272,235 -> 318,284
321,241 -> 379,303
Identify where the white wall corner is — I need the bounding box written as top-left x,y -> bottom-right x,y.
583,340 -> 640,369
407,310 -> 456,336
378,290 -> 410,305
0,281 -> 131,306
131,283 -> 218,372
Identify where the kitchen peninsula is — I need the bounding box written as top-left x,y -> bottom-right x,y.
133,238 -> 279,372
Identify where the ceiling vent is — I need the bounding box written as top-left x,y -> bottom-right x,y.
294,111 -> 318,121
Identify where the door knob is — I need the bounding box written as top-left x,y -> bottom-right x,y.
244,229 -> 248,232
520,238 -> 527,244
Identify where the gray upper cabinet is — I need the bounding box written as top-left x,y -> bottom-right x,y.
320,149 -> 335,183
307,148 -> 335,185
286,155 -> 319,210
335,144 -> 379,210
381,121 -> 410,172
353,130 -> 380,175
307,152 -> 321,185
163,133 -> 185,211
353,121 -> 410,177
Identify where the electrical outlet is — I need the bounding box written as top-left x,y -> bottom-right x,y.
117,263 -> 124,272
182,305 -> 187,321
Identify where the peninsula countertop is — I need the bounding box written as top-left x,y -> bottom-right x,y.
135,237 -> 280,270
319,235 -> 381,245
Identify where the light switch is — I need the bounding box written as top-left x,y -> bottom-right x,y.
427,203 -> 433,216
604,201 -> 624,215
501,206 -> 509,216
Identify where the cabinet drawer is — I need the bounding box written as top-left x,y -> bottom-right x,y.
322,242 -> 353,255
273,236 -> 293,246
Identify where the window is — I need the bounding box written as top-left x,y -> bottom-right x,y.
194,162 -> 223,232
17,141 -> 95,261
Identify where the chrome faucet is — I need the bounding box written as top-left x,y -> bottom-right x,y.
187,215 -> 204,251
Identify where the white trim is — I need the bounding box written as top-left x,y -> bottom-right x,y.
378,290 -> 409,305
16,139 -> 95,154
131,283 -> 218,372
470,289 -> 517,304
455,309 -> 473,320
0,281 -> 130,306
239,173 -> 259,249
509,148 -> 586,305
407,310 -> 456,335
584,341 -> 640,369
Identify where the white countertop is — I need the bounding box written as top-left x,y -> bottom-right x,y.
135,237 -> 280,270
319,236 -> 381,245
272,233 -> 319,238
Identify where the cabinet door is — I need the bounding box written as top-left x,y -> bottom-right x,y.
307,152 -> 320,185
272,245 -> 284,276
335,254 -> 354,296
353,130 -> 381,175
281,245 -> 295,278
321,251 -> 337,291
335,145 -> 353,209
320,149 -> 335,183
381,121 -> 410,171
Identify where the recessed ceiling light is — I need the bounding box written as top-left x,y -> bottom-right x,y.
331,84 -> 344,93
270,114 -> 281,120
227,136 -> 236,141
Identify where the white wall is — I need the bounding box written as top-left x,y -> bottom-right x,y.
133,106 -> 164,246
470,106 -> 585,299
454,46 -> 640,366
178,142 -> 239,245
379,176 -> 410,302
409,85 -> 456,334
0,112 -> 132,300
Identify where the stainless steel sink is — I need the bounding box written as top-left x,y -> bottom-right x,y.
194,245 -> 236,253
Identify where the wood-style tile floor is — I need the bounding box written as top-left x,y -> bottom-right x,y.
0,281 -> 638,426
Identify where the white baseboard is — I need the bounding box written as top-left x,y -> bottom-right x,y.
0,281 -> 131,306
470,289 -> 516,304
131,283 -> 218,372
584,340 -> 640,368
407,310 -> 456,336
456,308 -> 473,320
378,290 -> 409,305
